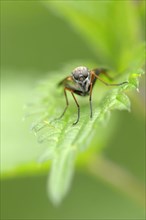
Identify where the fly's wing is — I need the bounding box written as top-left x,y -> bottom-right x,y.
58,76 -> 85,96
92,68 -> 108,76
58,76 -> 80,90
58,76 -> 73,87
91,68 -> 113,81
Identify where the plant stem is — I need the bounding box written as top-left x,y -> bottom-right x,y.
86,155 -> 145,207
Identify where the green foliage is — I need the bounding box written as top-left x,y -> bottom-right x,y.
28,67 -> 143,205
1,1 -> 145,206
44,0 -> 144,71
32,1 -> 145,204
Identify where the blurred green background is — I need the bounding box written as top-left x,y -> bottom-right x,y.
1,1 -> 145,219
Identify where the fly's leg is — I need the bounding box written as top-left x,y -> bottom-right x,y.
71,92 -> 80,125
56,87 -> 80,125
89,82 -> 93,118
56,88 -> 69,120
91,70 -> 128,86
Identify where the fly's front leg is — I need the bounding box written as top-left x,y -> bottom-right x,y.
57,86 -> 80,125
89,82 -> 93,118
56,88 -> 69,120
89,72 -> 96,118
71,92 -> 80,125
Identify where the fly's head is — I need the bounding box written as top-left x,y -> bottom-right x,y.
72,66 -> 90,92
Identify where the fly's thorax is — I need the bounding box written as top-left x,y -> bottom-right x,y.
72,66 -> 91,92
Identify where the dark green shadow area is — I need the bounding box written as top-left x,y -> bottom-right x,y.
1,1 -> 96,75
104,108 -> 145,182
1,171 -> 144,220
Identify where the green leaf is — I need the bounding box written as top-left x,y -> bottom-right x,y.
48,146 -> 76,205
2,1 -> 145,205
43,1 -> 144,71
26,65 -> 143,205
115,93 -> 131,111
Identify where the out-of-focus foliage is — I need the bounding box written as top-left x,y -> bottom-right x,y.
44,1 -> 145,71
27,1 -> 145,204
1,0 -> 145,212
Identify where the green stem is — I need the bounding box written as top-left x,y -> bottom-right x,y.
87,155 -> 145,207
